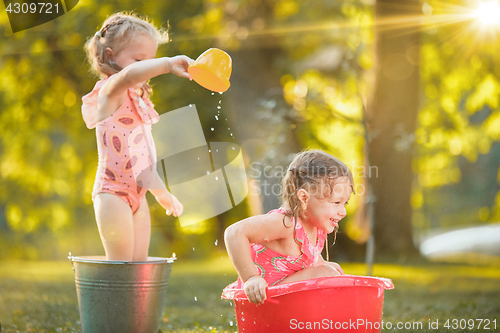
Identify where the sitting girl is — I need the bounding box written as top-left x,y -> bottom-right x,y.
223,150 -> 353,304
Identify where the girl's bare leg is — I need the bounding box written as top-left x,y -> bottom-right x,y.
277,264 -> 341,285
94,193 -> 135,261
132,198 -> 151,261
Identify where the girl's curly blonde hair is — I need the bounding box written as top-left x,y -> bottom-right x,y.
281,150 -> 354,257
84,12 -> 169,97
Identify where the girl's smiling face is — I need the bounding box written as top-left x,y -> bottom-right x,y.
299,177 -> 352,234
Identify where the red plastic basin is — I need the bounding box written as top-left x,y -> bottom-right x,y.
222,275 -> 394,333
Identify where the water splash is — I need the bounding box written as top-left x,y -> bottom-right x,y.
211,127 -> 214,131
215,239 -> 218,246
215,116 -> 219,120
194,297 -> 197,301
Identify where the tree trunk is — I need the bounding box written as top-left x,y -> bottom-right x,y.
221,1 -> 301,215
367,0 -> 420,255
227,45 -> 301,214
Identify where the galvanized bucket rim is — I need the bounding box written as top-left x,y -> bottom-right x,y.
68,255 -> 176,265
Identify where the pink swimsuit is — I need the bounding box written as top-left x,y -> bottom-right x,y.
82,78 -> 159,213
225,208 -> 328,289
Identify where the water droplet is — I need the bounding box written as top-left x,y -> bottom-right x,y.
215,177 -> 219,180
219,92 -> 223,94
206,170 -> 210,175
197,157 -> 200,160
228,127 -> 230,130
229,321 -> 233,326
194,297 -> 197,301
232,147 -> 235,150
216,149 -> 219,152
241,318 -> 245,321
221,256 -> 223,260
211,127 -> 214,131
230,133 -> 233,137
193,247 -> 195,251
215,239 -> 218,246
211,92 -> 215,95
189,104 -> 192,107
217,106 -> 221,109
215,116 -> 219,120
209,150 -> 211,152
219,100 -> 222,104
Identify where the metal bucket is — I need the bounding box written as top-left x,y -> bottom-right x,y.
69,256 -> 175,333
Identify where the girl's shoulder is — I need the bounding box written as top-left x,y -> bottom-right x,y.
265,208 -> 297,232
267,208 -> 287,216
81,78 -> 108,129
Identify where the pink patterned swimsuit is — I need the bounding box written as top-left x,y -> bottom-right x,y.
82,78 -> 159,213
225,208 -> 328,289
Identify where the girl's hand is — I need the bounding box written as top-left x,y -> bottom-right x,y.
167,55 -> 194,80
244,275 -> 268,304
155,191 -> 183,217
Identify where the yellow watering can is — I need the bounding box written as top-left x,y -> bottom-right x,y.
188,48 -> 232,93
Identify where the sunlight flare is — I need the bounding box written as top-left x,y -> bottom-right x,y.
474,1 -> 500,25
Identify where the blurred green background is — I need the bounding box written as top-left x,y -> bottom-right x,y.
1,0 -> 500,265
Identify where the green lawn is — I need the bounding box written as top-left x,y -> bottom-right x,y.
0,257 -> 499,332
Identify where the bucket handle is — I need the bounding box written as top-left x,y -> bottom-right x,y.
68,252 -> 75,272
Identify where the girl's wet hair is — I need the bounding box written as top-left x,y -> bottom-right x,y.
280,150 -> 354,251
84,12 -> 169,97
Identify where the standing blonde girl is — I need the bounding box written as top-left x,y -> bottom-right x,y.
82,12 -> 192,261
224,150 -> 353,304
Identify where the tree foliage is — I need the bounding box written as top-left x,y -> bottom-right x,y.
1,0 -> 499,259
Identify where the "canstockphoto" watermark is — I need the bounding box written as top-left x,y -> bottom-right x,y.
290,318 -> 498,330
290,318 -> 424,330
248,161 -> 378,197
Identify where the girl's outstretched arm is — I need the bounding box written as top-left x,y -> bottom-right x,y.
102,55 -> 193,99
224,213 -> 292,304
97,56 -> 193,121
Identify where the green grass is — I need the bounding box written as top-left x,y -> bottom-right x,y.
0,257 -> 499,332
